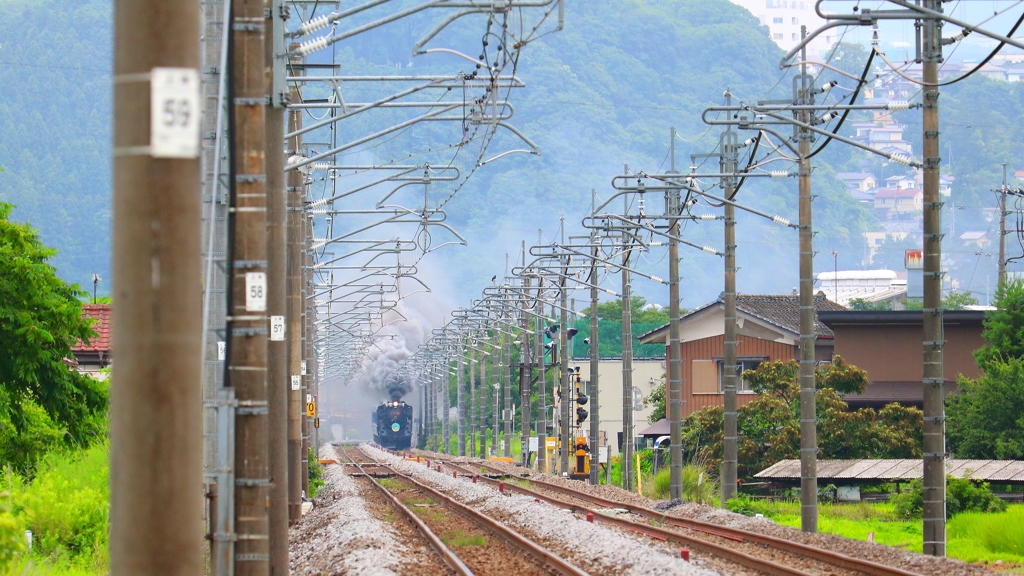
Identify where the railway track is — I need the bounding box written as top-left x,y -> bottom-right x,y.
424,455 -> 923,576
338,445 -> 592,576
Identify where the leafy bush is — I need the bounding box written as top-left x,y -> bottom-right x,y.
893,476 -> 1007,519
307,447 -> 325,499
726,496 -> 778,517
0,493 -> 25,571
646,459 -> 719,505
11,442 -> 108,565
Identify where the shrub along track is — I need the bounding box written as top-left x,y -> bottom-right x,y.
428,456 -> 925,576
340,445 -> 591,576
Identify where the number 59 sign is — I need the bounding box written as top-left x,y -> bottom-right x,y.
150,68 -> 200,158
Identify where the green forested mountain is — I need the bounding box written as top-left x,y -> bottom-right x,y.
0,0 -> 111,294
1,0 -> 1021,308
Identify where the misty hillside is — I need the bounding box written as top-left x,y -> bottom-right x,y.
1,0 -> 1022,310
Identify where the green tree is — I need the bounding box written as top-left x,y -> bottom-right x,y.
942,291 -> 979,310
581,296 -> 672,324
644,377 -> 666,424
974,279 -> 1024,370
683,357 -> 921,478
947,358 -> 1024,459
0,204 -> 107,458
848,298 -> 892,311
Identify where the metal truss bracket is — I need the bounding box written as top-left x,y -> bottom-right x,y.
925,130 -> 939,139
233,259 -> 267,269
231,327 -> 268,337
925,157 -> 941,168
235,173 -> 267,182
236,554 -> 269,562
232,22 -> 265,32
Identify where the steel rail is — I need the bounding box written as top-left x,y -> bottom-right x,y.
337,445 -> 475,576
454,459 -> 924,576
368,447 -> 592,576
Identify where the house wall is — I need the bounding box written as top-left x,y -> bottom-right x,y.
571,359 -> 664,456
674,334 -> 798,418
829,320 -> 984,407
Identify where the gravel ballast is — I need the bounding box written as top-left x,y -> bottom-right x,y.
289,447 -> 409,576
365,444 -> 718,576
430,451 -> 992,576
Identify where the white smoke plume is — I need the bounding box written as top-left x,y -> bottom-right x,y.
351,303 -> 433,401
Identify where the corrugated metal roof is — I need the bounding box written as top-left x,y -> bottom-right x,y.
754,459 -> 1024,482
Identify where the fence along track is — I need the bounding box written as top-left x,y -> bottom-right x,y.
337,445 -> 474,576
357,446 -> 593,576
440,458 -> 922,576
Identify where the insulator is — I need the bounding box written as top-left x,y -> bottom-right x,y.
311,162 -> 332,171
770,171 -> 788,178
820,80 -> 838,92
298,14 -> 331,35
309,198 -> 329,209
890,153 -> 912,166
698,214 -> 717,220
817,111 -> 839,124
739,137 -> 757,148
648,241 -> 664,247
771,215 -> 791,227
298,36 -> 330,56
888,101 -> 911,111
308,209 -> 327,215
701,245 -> 717,255
650,275 -> 665,284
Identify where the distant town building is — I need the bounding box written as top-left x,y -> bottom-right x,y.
70,303 -> 111,379
727,0 -> 835,57
815,269 -> 907,307
874,187 -> 923,219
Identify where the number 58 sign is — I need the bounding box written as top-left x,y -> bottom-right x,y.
150,68 -> 200,158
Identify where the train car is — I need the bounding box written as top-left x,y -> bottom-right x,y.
373,400 -> 413,450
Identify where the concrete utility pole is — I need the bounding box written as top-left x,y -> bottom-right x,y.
303,238 -> 313,492
559,274 -> 571,474
998,164 -> 1009,287
521,275 -> 532,467
920,3 -> 946,556
620,240 -> 635,491
589,232 -> 601,485
667,129 -> 684,501
264,1 -> 289,570
286,49 -> 304,523
227,0 -> 271,569
481,346 -> 488,456
110,1 -> 201,574
536,291 -> 548,472
470,347 -> 477,457
720,114 -> 740,506
457,341 -> 465,456
796,30 -> 818,534
442,353 -> 450,454
503,314 -> 513,458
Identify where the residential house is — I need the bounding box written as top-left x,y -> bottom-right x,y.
818,310 -> 985,408
637,294 -> 845,419
70,303 -> 112,378
874,187 -> 923,219
835,172 -> 877,193
960,230 -> 990,249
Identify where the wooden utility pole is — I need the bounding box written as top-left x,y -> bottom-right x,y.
286,51 -> 304,522
921,3 -> 946,556
110,1 -> 201,574
227,0 -> 271,570
264,1 -> 288,570
457,341 -> 466,456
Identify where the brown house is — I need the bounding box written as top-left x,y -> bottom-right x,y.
638,294 -> 845,418
818,310 -> 985,408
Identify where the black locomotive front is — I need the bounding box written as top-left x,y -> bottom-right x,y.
373,400 -> 413,450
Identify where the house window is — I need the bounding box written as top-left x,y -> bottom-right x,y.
774,33 -> 783,40
766,0 -> 773,8
718,357 -> 767,393
773,17 -> 783,23
792,33 -> 798,41
792,17 -> 799,24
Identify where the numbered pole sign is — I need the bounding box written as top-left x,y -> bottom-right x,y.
270,315 -> 285,341
306,402 -> 316,417
301,360 -> 307,375
150,68 -> 200,158
217,341 -> 226,361
245,272 -> 266,312
291,375 -> 300,390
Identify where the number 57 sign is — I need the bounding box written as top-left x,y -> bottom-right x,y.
150,68 -> 200,158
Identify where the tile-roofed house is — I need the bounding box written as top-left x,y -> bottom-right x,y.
638,293 -> 844,418
71,303 -> 111,377
873,187 -> 923,219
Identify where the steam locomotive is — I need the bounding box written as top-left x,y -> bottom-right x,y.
372,400 -> 413,450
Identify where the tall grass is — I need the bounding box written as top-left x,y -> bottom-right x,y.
948,505 -> 1024,559
644,459 -> 719,505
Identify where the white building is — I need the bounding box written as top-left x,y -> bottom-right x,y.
815,269 -> 907,306
729,0 -> 836,57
